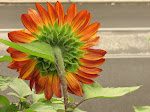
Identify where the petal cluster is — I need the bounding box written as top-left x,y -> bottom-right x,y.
7,1 -> 106,100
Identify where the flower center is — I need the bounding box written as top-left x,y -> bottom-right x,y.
30,21 -> 85,76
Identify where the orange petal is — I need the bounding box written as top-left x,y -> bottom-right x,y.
79,65 -> 102,74
36,3 -> 52,26
30,70 -> 40,90
65,4 -> 77,25
47,2 -> 58,26
73,73 -> 95,84
78,23 -> 100,42
77,13 -> 91,34
28,8 -> 44,27
11,51 -> 29,61
52,74 -> 61,98
55,1 -> 64,26
77,69 -> 99,79
8,30 -> 36,43
66,72 -> 83,97
67,87 -> 74,94
71,10 -> 87,32
80,36 -> 100,49
7,47 -> 17,53
79,58 -> 105,67
21,14 -> 39,34
83,49 -> 106,60
8,60 -> 30,70
20,60 -> 37,79
45,75 -> 53,100
35,81 -> 45,94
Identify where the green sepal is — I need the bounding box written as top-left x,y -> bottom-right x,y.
37,25 -> 45,34
53,20 -> 60,33
53,30 -> 59,43
43,25 -> 51,35
59,25 -> 66,36
26,55 -> 37,60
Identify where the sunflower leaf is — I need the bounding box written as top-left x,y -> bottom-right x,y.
9,78 -> 33,98
82,82 -> 141,99
0,103 -> 18,112
0,75 -> 14,91
0,95 -> 10,106
0,56 -> 13,62
0,39 -> 54,62
133,106 -> 150,112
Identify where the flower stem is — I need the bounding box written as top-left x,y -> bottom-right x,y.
53,46 -> 68,111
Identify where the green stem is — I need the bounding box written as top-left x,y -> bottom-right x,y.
53,46 -> 68,111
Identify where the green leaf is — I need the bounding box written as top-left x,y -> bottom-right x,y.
134,106 -> 150,112
82,82 -> 141,99
32,93 -> 45,103
0,95 -> 10,106
0,56 -> 13,62
0,103 -> 18,112
9,78 -> 34,98
0,75 -> 14,91
0,39 -> 54,62
24,109 -> 36,112
7,92 -> 20,98
29,102 -> 56,112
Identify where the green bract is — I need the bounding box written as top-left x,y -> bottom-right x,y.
31,21 -> 85,76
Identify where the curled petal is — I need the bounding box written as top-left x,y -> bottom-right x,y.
66,72 -> 83,97
45,75 -> 53,100
47,2 -> 58,26
79,65 -> 102,74
77,69 -> 99,79
30,70 -> 40,90
80,36 -> 100,49
52,74 -> 61,98
83,48 -> 106,60
21,14 -> 39,34
73,74 -> 95,84
11,51 -> 29,61
55,1 -> 64,26
8,30 -> 36,43
36,3 -> 52,26
7,47 -> 17,53
19,60 -> 37,79
79,58 -> 105,67
78,23 -> 100,42
65,4 -> 77,25
71,10 -> 88,32
28,8 -> 44,27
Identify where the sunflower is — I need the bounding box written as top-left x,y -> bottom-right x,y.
7,1 -> 106,100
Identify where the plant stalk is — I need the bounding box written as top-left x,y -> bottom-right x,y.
53,46 -> 68,111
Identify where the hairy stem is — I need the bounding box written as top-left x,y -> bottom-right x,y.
53,46 -> 68,111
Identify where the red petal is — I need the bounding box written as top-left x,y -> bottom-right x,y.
8,31 -> 36,43
52,74 -> 61,98
47,2 -> 58,26
73,74 -> 95,84
21,14 -> 39,34
80,36 -> 100,49
7,47 -> 17,53
30,70 -> 40,90
77,69 -> 99,79
79,23 -> 100,42
66,72 -> 83,97
55,1 -> 64,26
71,10 -> 88,32
79,65 -> 102,74
36,3 -> 52,26
35,81 -> 45,94
79,58 -> 105,67
11,51 -> 29,61
20,60 -> 37,79
65,4 -> 77,25
83,49 -> 106,60
45,75 -> 53,100
8,60 -> 29,70
28,8 -> 44,27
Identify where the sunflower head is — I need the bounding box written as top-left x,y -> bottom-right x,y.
7,1 -> 106,100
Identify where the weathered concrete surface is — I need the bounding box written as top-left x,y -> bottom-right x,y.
1,31 -> 150,56
0,3 -> 150,28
